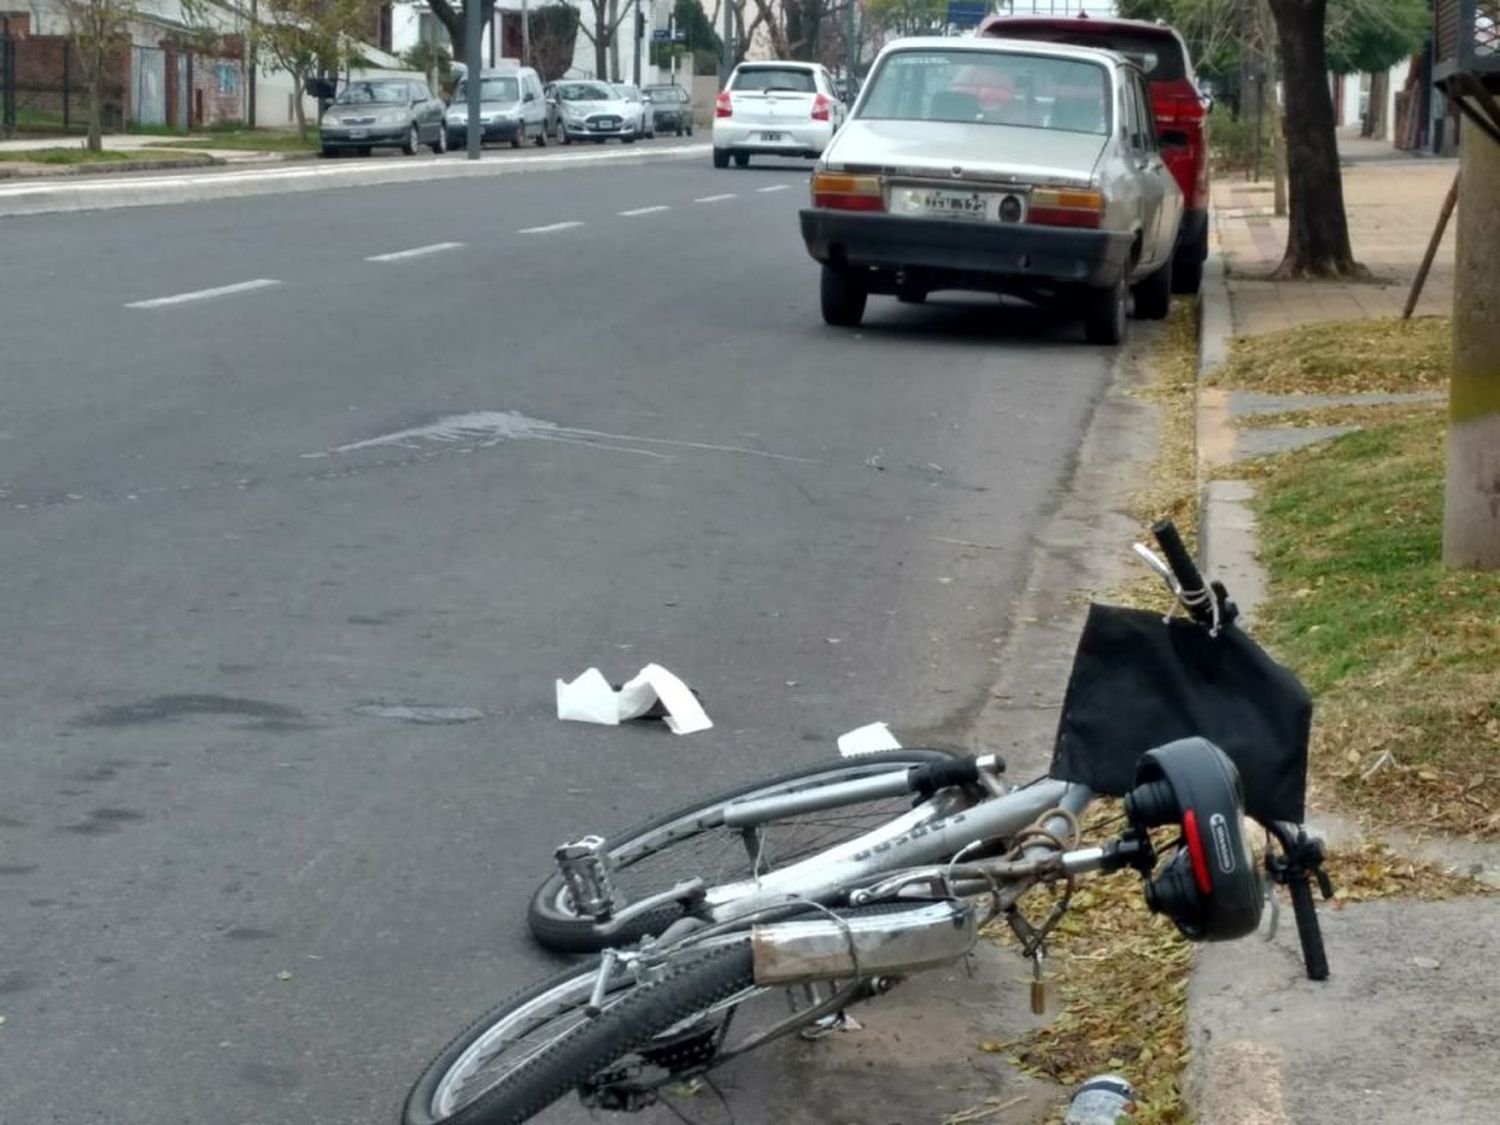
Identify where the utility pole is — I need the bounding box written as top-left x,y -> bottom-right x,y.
466,0 -> 481,159
248,0 -> 257,129
720,0 -> 733,87
521,0 -> 530,65
633,0 -> 643,86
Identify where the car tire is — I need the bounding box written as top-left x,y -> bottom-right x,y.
734,151 -> 750,167
1082,278 -> 1128,346
820,266 -> 867,328
1173,227 -> 1207,295
1132,257 -> 1173,321
403,124 -> 420,156
623,135 -> 636,144
356,146 -> 372,157
896,288 -> 927,305
712,148 -> 729,168
535,124 -> 548,147
687,121 -> 694,136
511,127 -> 524,149
431,125 -> 447,155
560,127 -> 571,145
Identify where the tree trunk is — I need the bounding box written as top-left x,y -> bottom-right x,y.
608,0 -> 619,80
593,4 -> 608,77
291,69 -> 308,142
86,65 -> 102,151
1442,125 -> 1500,569
1266,0 -> 1361,277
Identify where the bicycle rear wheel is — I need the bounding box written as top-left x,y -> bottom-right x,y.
527,750 -> 957,953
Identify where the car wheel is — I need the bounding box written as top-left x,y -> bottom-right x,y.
356,146 -> 372,156
687,121 -> 694,136
1082,278 -> 1128,346
712,148 -> 729,169
623,135 -> 636,144
403,124 -> 420,156
431,125 -> 448,155
820,266 -> 867,328
535,123 -> 548,147
734,151 -> 749,167
1131,257 -> 1173,321
1172,228 -> 1207,295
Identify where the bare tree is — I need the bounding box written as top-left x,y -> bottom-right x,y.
57,0 -> 134,152
254,0 -> 368,141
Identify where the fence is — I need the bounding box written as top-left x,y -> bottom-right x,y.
6,35 -> 127,134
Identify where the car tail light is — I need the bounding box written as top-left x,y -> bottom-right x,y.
812,171 -> 884,212
1027,188 -> 1104,230
811,94 -> 832,121
1156,93 -> 1206,125
715,90 -> 732,118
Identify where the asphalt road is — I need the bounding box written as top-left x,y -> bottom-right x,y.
0,152 -> 1121,1124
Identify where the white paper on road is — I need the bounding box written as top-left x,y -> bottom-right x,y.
556,663 -> 713,735
837,721 -> 903,757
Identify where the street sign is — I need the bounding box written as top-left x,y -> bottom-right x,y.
652,29 -> 686,42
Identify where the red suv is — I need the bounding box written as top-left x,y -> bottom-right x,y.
976,14 -> 1209,294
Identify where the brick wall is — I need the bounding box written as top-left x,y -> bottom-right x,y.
11,34 -> 127,130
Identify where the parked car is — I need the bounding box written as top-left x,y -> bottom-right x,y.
798,37 -> 1183,345
320,77 -> 446,157
611,83 -> 656,139
713,60 -> 847,168
977,14 -> 1210,293
549,80 -> 641,144
445,66 -> 548,149
644,83 -> 695,136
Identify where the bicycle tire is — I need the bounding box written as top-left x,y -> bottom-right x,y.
404,942 -> 756,1125
527,749 -> 956,953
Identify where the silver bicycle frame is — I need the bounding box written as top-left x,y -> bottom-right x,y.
690,773 -> 1092,927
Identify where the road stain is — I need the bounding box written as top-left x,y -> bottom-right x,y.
76,694 -> 307,732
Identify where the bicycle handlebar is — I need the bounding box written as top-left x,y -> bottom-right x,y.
1151,519 -> 1215,626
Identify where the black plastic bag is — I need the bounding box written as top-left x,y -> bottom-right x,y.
1050,603 -> 1312,825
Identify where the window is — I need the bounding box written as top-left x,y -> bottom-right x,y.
982,25 -> 1188,83
731,67 -> 816,93
858,48 -> 1109,135
335,80 -> 411,105
1134,74 -> 1159,151
455,76 -> 520,101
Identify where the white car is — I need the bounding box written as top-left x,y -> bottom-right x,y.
799,37 -> 1184,344
713,60 -> 846,168
611,84 -> 656,140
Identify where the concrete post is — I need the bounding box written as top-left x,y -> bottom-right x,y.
1442,123 -> 1500,568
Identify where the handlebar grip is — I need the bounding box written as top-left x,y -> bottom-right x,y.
1151,519 -> 1212,623
1287,875 -> 1330,981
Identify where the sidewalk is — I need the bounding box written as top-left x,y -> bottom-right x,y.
1212,134 -> 1458,335
1187,139 -> 1500,1125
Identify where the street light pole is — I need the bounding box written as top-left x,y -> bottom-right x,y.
466,0 -> 481,159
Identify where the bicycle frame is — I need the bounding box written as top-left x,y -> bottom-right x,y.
657,772 -> 1094,932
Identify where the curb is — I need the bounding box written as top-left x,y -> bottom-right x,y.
0,154 -> 224,180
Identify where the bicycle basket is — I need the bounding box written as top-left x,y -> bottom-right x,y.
1049,603 -> 1311,825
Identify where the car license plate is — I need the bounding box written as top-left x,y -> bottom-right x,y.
759,132 -> 785,142
919,188 -> 992,219
349,129 -> 368,139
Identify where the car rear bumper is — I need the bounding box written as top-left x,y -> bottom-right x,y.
715,121 -> 832,156
800,209 -> 1135,290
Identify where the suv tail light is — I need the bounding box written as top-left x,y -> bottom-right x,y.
811,171 -> 884,212
1156,93 -> 1206,125
811,94 -> 831,121
1027,188 -> 1104,230
715,90 -> 732,118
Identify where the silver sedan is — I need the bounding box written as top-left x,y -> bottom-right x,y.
798,37 -> 1184,344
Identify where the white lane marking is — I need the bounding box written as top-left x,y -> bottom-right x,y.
694,193 -> 737,203
126,278 -> 281,309
518,221 -> 584,234
757,185 -> 792,193
618,205 -> 670,216
366,241 -> 465,262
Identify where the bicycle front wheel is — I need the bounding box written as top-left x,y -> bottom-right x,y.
527,750 -> 957,953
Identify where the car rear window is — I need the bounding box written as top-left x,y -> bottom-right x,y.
732,67 -> 816,93
858,48 -> 1110,135
984,23 -> 1187,82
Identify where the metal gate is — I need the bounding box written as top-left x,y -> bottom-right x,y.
133,45 -> 166,127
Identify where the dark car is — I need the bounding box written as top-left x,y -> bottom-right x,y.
319,77 -> 447,157
977,14 -> 1210,293
644,83 -> 694,136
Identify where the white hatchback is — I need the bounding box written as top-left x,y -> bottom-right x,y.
713,61 -> 846,168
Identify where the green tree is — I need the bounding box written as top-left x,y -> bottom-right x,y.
1326,0 -> 1428,74
256,0 -> 368,141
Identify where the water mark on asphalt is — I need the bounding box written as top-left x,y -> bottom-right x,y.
304,409 -> 819,465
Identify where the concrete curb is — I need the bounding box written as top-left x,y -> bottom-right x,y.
0,154 -> 224,180
0,142 -> 712,217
